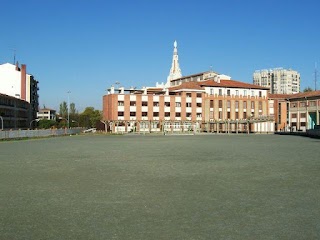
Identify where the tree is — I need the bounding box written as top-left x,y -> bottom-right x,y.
69,102 -> 79,127
303,87 -> 313,92
59,101 -> 68,118
70,102 -> 77,115
38,119 -> 56,129
80,107 -> 102,128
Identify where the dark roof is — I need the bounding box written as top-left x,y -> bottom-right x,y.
39,108 -> 56,111
288,90 -> 320,100
268,93 -> 292,99
199,79 -> 270,90
269,91 -> 320,100
169,81 -> 204,91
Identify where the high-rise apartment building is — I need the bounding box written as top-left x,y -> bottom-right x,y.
253,68 -> 300,94
0,62 -> 39,128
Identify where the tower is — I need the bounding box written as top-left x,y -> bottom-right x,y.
166,40 -> 182,86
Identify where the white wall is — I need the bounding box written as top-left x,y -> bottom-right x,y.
26,74 -> 31,103
0,63 -> 21,98
205,87 -> 267,97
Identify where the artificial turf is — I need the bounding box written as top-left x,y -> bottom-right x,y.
0,134 -> 320,239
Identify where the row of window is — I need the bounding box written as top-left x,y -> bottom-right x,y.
291,101 -> 319,108
0,96 -> 29,109
210,89 -> 263,97
186,93 -> 202,98
118,112 -> 202,118
291,122 -> 306,127
121,101 -> 203,107
291,113 -> 307,118
214,111 -> 253,119
118,110 -> 258,119
122,100 -> 264,109
211,100 -> 263,110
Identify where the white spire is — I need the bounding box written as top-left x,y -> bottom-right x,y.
166,40 -> 182,86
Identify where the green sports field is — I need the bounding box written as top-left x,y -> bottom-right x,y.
1,134 -> 320,239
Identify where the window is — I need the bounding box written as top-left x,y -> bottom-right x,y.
210,100 -> 214,108
259,91 -> 262,97
243,101 -> 247,109
186,113 -> 192,118
142,101 -> 148,106
291,113 -> 297,118
210,88 -> 214,95
243,90 -> 247,96
175,112 -> 181,117
251,101 -> 255,109
142,112 -> 148,117
243,112 -> 247,119
219,111 -> 222,119
227,89 -> 231,96
153,102 -> 159,107
153,112 -> 159,117
130,101 -> 136,106
236,90 -> 239,96
309,101 -> 316,107
130,112 -> 136,116
259,102 -> 262,110
235,101 -> 239,109
165,102 -> 170,107
300,113 -> 306,118
227,112 -> 231,119
235,112 -> 239,119
196,93 -> 202,98
301,122 -> 306,127
186,102 -> 192,107
196,103 -> 202,107
219,100 -> 223,108
186,93 -> 192,97
291,102 -> 297,108
140,122 -> 149,128
251,91 -> 255,97
118,101 -> 124,106
209,111 -> 214,119
165,112 -> 170,117
151,122 -> 159,129
219,89 -> 222,96
118,112 -> 124,116
196,113 -> 202,118
300,102 -> 306,107
227,100 -> 231,108
175,102 -> 181,107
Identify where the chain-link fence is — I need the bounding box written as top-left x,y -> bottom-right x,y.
0,128 -> 83,140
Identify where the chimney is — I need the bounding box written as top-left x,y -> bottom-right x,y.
21,64 -> 27,100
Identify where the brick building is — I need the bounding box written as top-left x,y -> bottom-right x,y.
269,91 -> 320,132
103,42 -> 274,133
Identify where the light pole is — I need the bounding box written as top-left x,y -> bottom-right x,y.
30,119 -> 39,129
67,91 -> 71,129
0,116 -> 3,131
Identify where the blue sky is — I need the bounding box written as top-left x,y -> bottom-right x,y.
1,0 -> 320,111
